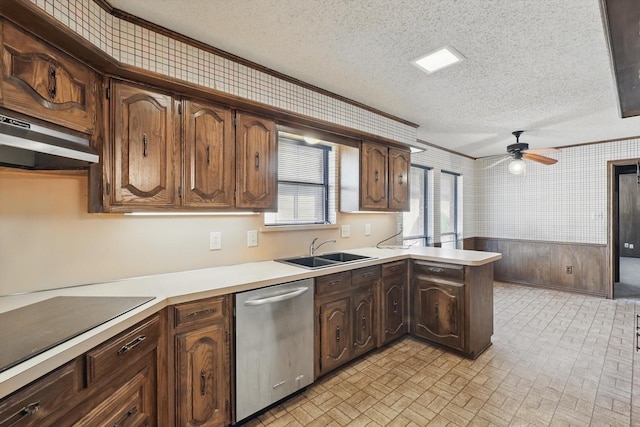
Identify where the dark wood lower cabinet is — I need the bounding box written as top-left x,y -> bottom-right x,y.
351,289 -> 376,358
318,297 -> 351,374
411,260 -> 493,359
379,260 -> 408,345
0,312 -> 166,427
170,296 -> 231,427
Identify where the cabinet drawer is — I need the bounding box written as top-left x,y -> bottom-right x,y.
85,315 -> 160,386
0,360 -> 80,427
382,260 -> 407,278
173,296 -> 226,328
352,265 -> 380,287
71,360 -> 154,427
316,271 -> 352,296
413,261 -> 464,281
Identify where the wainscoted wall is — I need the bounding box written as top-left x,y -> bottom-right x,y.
473,238 -> 608,297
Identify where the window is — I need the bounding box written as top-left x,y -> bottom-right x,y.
264,135 -> 332,226
403,165 -> 432,246
440,170 -> 461,249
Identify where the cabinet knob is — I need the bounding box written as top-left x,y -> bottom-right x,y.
142,133 -> 148,157
48,65 -> 57,100
206,145 -> 211,165
113,405 -> 138,427
393,300 -> 398,314
362,315 -> 366,330
434,302 -> 439,319
374,170 -> 379,182
200,370 -> 207,396
336,326 -> 340,342
255,152 -> 260,170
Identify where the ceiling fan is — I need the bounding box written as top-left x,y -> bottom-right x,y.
486,131 -> 560,175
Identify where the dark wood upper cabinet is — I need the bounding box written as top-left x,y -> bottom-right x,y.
110,81 -> 177,208
235,112 -> 277,210
0,20 -> 96,134
388,148 -> 410,211
182,100 -> 235,208
360,141 -> 388,209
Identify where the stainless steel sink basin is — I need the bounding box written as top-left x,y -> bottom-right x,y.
316,252 -> 371,262
276,252 -> 375,269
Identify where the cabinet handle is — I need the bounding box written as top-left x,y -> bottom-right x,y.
200,370 -> 207,396
113,405 -> 138,427
374,170 -> 379,182
206,145 -> 211,165
187,308 -> 215,318
117,334 -> 146,355
428,267 -> 444,273
328,280 -> 341,286
336,326 -> 340,342
255,152 -> 260,170
142,133 -> 148,157
362,272 -> 374,278
390,266 -> 399,272
393,300 -> 398,314
434,302 -> 439,320
48,66 -> 57,99
399,174 -> 404,184
362,315 -> 366,330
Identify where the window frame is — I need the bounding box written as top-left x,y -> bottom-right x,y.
440,169 -> 460,247
403,164 -> 432,246
264,137 -> 332,226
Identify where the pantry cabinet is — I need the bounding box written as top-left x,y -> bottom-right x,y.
170,296 -> 231,427
0,20 -> 97,135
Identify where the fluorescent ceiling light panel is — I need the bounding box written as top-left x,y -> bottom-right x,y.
412,46 -> 465,74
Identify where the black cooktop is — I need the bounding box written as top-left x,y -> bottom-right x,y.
0,296 -> 154,373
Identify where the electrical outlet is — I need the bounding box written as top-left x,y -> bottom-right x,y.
365,224 -> 371,236
341,224 -> 350,238
565,265 -> 572,274
625,242 -> 630,248
209,231 -> 222,250
247,230 -> 258,247
631,243 -> 635,249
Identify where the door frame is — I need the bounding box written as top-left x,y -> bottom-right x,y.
607,158 -> 640,298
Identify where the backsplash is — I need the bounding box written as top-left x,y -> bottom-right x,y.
477,138 -> 640,244
30,0 -> 417,146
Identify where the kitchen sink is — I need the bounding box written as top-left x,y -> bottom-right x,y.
276,252 -> 375,269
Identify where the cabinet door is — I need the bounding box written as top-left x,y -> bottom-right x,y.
0,21 -> 96,134
382,274 -> 407,344
351,290 -> 376,358
175,323 -> 229,427
70,358 -> 155,427
360,142 -> 388,209
235,112 -> 277,210
111,82 -> 177,208
388,148 -> 410,211
182,100 -> 235,207
413,279 -> 464,350
318,298 -> 350,375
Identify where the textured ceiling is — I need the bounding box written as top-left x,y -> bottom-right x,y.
108,0 -> 639,157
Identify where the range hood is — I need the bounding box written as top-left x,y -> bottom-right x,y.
0,114 -> 99,170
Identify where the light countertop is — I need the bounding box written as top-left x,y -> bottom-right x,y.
0,246 -> 500,398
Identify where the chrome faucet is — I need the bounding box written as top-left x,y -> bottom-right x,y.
309,237 -> 336,256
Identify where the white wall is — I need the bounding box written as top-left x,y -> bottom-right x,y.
0,169 -> 396,295
477,138 -> 640,244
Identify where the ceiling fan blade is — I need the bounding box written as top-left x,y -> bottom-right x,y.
523,147 -> 561,154
523,152 -> 558,165
485,156 -> 510,169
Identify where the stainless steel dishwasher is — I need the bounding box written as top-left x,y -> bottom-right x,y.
234,278 -> 314,422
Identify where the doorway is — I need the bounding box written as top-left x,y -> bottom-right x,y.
609,159 -> 640,299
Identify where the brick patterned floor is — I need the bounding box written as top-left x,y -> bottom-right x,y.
240,283 -> 640,426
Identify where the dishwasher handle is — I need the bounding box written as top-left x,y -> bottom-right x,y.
243,287 -> 309,306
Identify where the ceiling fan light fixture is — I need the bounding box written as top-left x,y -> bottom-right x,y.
508,159 -> 526,175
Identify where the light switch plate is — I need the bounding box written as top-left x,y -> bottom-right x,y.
341,225 -> 350,238
209,232 -> 222,250
247,230 -> 258,247
365,224 -> 371,236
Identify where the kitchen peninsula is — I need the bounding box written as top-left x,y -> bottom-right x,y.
0,246 -> 500,425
